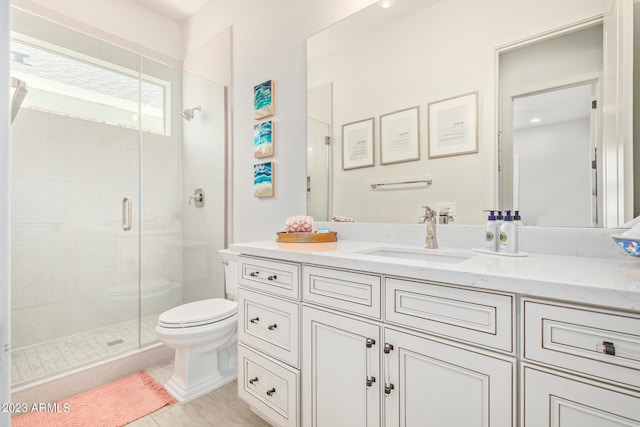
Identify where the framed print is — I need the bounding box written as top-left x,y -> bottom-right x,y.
380,106 -> 420,165
254,161 -> 274,198
254,80 -> 274,119
428,91 -> 478,159
342,117 -> 375,170
254,121 -> 274,158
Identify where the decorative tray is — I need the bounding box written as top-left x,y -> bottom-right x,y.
276,231 -> 338,243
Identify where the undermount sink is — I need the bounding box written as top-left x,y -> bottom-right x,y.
357,247 -> 474,264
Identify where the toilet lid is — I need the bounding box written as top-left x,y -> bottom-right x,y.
158,298 -> 237,328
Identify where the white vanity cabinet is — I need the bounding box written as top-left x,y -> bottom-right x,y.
382,277 -> 515,427
237,256 -> 302,427
521,298 -> 640,426
383,327 -> 514,427
234,249 -> 640,427
302,305 -> 381,427
301,265 -> 516,427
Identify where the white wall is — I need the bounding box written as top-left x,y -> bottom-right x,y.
183,0 -> 371,243
12,0 -> 182,65
1,2 -> 11,425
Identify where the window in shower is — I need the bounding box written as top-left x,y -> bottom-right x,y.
10,38 -> 170,135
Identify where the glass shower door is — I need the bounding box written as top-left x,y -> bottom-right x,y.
10,7 -> 141,385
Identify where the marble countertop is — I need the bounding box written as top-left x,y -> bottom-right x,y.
230,239 -> 640,312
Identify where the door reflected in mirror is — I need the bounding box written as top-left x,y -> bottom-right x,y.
511,84 -> 595,227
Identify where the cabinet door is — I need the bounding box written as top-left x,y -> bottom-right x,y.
302,305 -> 381,427
384,328 -> 514,427
523,365 -> 640,426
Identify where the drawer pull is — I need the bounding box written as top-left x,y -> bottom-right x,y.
603,341 -> 616,356
249,271 -> 259,277
250,317 -> 260,324
268,274 -> 277,281
268,323 -> 278,330
384,383 -> 395,395
366,376 -> 376,387
266,387 -> 276,396
249,377 -> 259,385
383,342 -> 394,397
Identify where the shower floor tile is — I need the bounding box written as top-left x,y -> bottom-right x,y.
11,314 -> 160,385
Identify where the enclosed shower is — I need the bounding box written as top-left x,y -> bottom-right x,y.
9,7 -> 228,387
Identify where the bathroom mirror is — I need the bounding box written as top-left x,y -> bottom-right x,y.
307,0 -> 636,227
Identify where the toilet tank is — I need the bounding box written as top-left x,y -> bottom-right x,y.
219,249 -> 239,299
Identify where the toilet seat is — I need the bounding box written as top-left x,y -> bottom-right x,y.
158,298 -> 237,328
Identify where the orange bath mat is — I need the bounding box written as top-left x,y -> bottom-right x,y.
12,370 -> 176,427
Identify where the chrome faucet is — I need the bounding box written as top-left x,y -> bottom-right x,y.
419,206 -> 438,249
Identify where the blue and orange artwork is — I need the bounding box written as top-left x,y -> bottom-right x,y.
254,161 -> 274,198
254,121 -> 274,158
254,80 -> 274,119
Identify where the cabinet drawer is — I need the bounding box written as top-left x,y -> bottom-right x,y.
523,299 -> 640,389
239,288 -> 300,367
238,344 -> 299,427
385,277 -> 514,353
239,256 -> 300,299
303,265 -> 381,318
522,364 -> 640,426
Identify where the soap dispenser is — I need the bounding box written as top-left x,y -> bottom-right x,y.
514,210 -> 524,226
484,210 -> 498,252
499,210 -> 518,254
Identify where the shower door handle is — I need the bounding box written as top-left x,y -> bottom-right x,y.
122,197 -> 132,231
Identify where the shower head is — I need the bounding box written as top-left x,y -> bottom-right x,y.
182,106 -> 201,121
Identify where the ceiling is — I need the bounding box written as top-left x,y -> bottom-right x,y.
132,0 -> 209,22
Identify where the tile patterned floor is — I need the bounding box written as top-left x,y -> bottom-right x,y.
11,315 -> 160,385
128,363 -> 272,427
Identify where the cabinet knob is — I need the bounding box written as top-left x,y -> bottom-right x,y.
266,387 -> 276,396
250,317 -> 260,324
366,338 -> 376,348
249,377 -> 259,385
267,274 -> 277,281
268,324 -> 278,330
384,383 -> 395,395
366,376 -> 376,387
603,341 -> 616,356
250,271 -> 259,277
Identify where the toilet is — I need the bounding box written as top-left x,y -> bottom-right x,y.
156,249 -> 239,404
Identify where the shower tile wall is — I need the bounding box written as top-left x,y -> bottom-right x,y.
181,73 -> 226,302
11,108 -> 183,350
